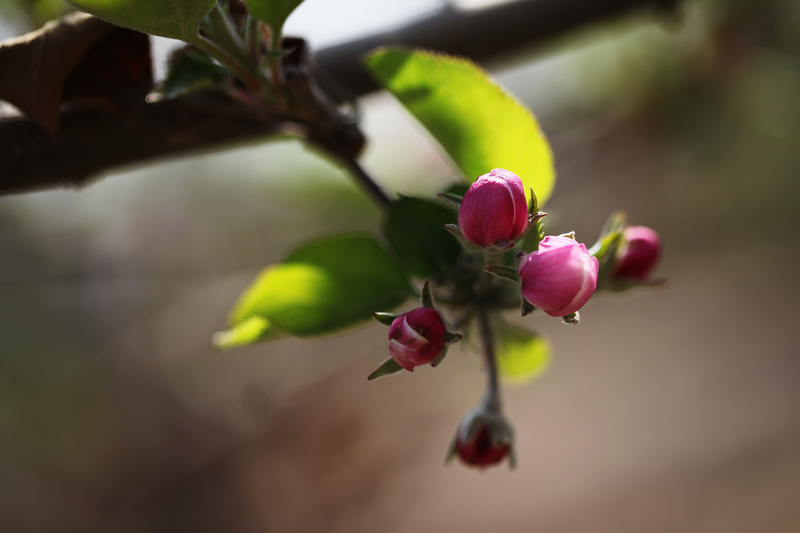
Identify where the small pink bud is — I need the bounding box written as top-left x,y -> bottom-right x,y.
458,168 -> 528,247
612,226 -> 661,280
519,235 -> 599,317
452,410 -> 514,469
388,308 -> 447,371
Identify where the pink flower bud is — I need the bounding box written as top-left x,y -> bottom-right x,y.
519,235 -> 599,317
612,226 -> 661,280
388,308 -> 447,371
458,168 -> 529,247
452,410 -> 514,469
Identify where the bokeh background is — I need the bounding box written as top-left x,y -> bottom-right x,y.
1,0 -> 799,531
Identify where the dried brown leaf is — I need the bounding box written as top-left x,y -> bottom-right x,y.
62,25 -> 152,113
0,12 -> 113,133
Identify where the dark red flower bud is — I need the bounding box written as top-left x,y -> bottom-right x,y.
611,226 -> 661,281
388,307 -> 448,371
450,409 -> 514,469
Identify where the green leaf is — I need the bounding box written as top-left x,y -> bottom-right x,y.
160,47 -> 228,98
217,234 -> 412,347
383,196 -> 461,279
213,316 -> 283,349
365,47 -> 556,205
67,0 -> 215,41
496,321 -> 550,384
244,0 -> 305,44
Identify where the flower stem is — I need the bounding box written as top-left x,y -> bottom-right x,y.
189,34 -> 262,94
477,307 -> 502,413
205,4 -> 251,69
340,157 -> 392,210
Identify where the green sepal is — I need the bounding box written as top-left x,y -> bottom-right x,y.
430,346 -> 449,368
589,211 -> 627,258
367,357 -> 404,380
373,311 -> 400,326
508,449 -> 518,469
436,191 -> 463,210
528,187 -> 539,217
521,213 -> 547,252
491,239 -> 516,251
420,280 -> 435,308
483,265 -> 519,282
445,432 -> 459,464
590,211 -> 629,289
443,224 -> 482,252
444,331 -> 463,345
521,297 -> 536,317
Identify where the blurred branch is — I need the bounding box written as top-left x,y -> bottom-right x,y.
0,0 -> 680,196
312,0 -> 680,98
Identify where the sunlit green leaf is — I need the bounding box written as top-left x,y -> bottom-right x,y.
212,316 -> 284,349
383,196 -> 461,279
496,321 -> 550,384
67,0 -> 215,41
244,0 -> 305,44
216,233 -> 412,347
365,47 -> 555,204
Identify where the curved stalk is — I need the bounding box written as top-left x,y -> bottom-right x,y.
339,157 -> 392,210
477,307 -> 502,413
205,4 -> 251,67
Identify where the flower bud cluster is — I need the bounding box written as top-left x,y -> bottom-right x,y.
456,168 -> 599,318
371,168 -> 662,471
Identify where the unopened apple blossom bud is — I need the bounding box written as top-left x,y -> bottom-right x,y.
519,235 -> 599,317
458,168 -> 529,247
612,226 -> 661,280
388,308 -> 448,371
450,409 -> 514,469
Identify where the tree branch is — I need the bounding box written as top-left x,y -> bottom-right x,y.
312,0 -> 680,98
0,0 -> 680,196
0,92 -> 283,193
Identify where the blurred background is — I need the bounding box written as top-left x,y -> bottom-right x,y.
1,0 -> 800,531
